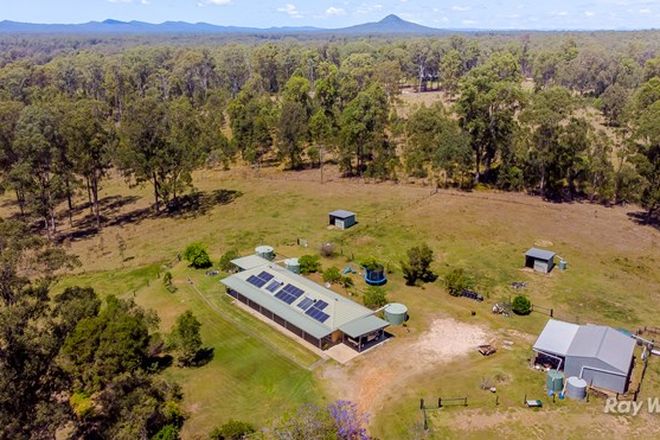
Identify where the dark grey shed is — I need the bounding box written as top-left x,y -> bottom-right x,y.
525,247 -> 556,273
329,210 -> 356,230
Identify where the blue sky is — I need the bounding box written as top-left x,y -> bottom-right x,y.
0,0 -> 658,30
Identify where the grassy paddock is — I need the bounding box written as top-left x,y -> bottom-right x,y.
8,164 -> 659,438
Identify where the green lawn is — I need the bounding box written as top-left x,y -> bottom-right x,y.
56,263 -> 322,439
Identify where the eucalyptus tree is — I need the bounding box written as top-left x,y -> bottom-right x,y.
456,52 -> 524,183
338,83 -> 391,177
13,105 -> 67,235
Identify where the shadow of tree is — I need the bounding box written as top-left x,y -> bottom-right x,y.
148,354 -> 174,373
57,195 -> 140,223
55,189 -> 242,243
627,211 -> 659,231
192,347 -> 215,367
165,189 -> 242,219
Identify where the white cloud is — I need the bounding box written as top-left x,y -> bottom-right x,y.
639,8 -> 651,14
585,11 -> 595,16
356,3 -> 384,15
462,19 -> 477,25
452,6 -> 470,12
198,0 -> 232,6
277,3 -> 303,18
325,6 -> 346,17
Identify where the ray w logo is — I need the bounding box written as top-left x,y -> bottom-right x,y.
604,397 -> 660,415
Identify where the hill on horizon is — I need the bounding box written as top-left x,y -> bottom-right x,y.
0,14 -> 459,35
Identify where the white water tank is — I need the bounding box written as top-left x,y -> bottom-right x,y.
255,245 -> 275,261
566,376 -> 587,400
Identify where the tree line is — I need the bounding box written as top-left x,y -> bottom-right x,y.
0,35 -> 658,236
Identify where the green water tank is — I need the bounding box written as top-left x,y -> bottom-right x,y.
285,258 -> 300,274
384,303 -> 408,325
546,369 -> 564,392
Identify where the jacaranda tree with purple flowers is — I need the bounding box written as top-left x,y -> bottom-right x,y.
328,400 -> 370,440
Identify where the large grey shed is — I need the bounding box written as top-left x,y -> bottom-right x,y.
525,248 -> 556,273
329,210 -> 357,230
533,319 -> 636,394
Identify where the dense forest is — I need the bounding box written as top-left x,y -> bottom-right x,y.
0,31 -> 659,439
1,32 -> 659,237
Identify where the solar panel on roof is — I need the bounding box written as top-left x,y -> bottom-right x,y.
246,275 -> 267,288
258,271 -> 274,282
265,280 -> 282,293
274,290 -> 290,302
306,308 -> 330,323
314,300 -> 329,310
297,297 -> 314,311
281,284 -> 304,300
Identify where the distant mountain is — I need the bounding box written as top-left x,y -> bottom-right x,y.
0,15 -> 444,35
337,14 -> 442,35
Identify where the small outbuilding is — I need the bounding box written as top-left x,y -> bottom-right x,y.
230,255 -> 272,272
533,319 -> 636,394
525,248 -> 556,273
329,210 -> 357,230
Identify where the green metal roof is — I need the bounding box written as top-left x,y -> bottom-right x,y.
220,262 -> 389,339
221,276 -> 332,339
230,255 -> 271,271
339,315 -> 389,338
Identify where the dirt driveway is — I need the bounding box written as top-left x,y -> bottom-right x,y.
320,318 -> 489,414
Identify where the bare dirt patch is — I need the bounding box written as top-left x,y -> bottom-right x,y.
320,318 -> 489,414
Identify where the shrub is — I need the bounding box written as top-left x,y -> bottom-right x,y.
323,266 -> 342,284
340,276 -> 354,289
69,392 -> 94,417
512,295 -> 532,315
401,243 -> 436,286
363,286 -> 388,310
444,268 -> 474,296
169,311 -> 203,366
362,258 -> 384,272
163,271 -> 176,293
218,249 -> 239,272
183,243 -> 212,269
152,425 -> 179,440
299,255 -> 321,274
210,420 -> 256,440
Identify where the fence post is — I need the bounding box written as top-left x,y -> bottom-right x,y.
495,395 -> 499,406
420,398 -> 424,410
464,397 -> 468,407
550,308 -> 554,318
438,397 -> 442,408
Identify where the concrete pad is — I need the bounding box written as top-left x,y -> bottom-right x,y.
326,343 -> 361,364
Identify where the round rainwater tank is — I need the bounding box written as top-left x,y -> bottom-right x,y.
559,260 -> 568,271
255,245 -> 275,261
546,370 -> 564,393
566,376 -> 587,400
285,258 -> 300,274
384,303 -> 408,325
